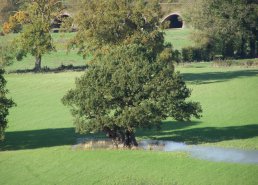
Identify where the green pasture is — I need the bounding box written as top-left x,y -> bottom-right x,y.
1,32 -> 86,71
164,28 -> 195,50
0,29 -> 258,184
1,29 -> 193,71
1,29 -> 254,72
138,63 -> 258,149
1,148 -> 258,185
0,63 -> 258,184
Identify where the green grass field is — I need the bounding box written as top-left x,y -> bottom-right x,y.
1,29 -> 193,71
164,28 -> 195,50
1,32 -> 86,71
0,29 -> 258,184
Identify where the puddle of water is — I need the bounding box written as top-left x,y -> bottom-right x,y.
139,140 -> 258,164
189,146 -> 258,164
139,140 -> 188,152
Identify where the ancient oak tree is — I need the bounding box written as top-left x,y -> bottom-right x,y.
63,0 -> 202,148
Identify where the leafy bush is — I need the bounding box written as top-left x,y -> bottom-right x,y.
239,60 -> 258,67
181,46 -> 213,62
0,42 -> 16,67
182,47 -> 193,62
0,69 -> 15,140
213,59 -> 234,67
59,16 -> 74,32
213,59 -> 258,67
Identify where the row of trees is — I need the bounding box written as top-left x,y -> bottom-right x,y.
2,0 -> 257,70
183,0 -> 258,59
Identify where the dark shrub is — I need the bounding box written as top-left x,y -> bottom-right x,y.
213,59 -> 233,67
181,46 -> 213,62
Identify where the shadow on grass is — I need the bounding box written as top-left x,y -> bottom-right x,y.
0,128 -> 79,151
182,69 -> 258,85
1,122 -> 258,151
138,122 -> 258,145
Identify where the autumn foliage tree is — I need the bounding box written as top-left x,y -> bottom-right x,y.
0,0 -> 21,25
2,11 -> 27,34
9,0 -> 63,71
63,0 -> 202,148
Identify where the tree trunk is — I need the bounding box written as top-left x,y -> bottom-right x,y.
238,37 -> 246,59
130,132 -> 138,147
249,38 -> 257,58
223,41 -> 234,59
35,55 -> 42,71
104,127 -> 138,148
124,130 -> 138,148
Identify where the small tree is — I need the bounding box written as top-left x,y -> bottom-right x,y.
12,0 -> 63,71
62,44 -> 202,147
0,69 -> 15,141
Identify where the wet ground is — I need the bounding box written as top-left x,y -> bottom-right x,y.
73,138 -> 258,164
139,140 -> 258,164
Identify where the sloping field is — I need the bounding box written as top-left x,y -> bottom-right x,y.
1,29 -> 258,185
0,63 -> 258,184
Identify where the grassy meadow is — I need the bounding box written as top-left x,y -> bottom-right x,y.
164,28 -> 195,50
0,29 -> 258,185
1,29 -> 192,71
1,32 -> 86,71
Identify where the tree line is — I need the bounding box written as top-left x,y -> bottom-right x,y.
183,0 -> 257,59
